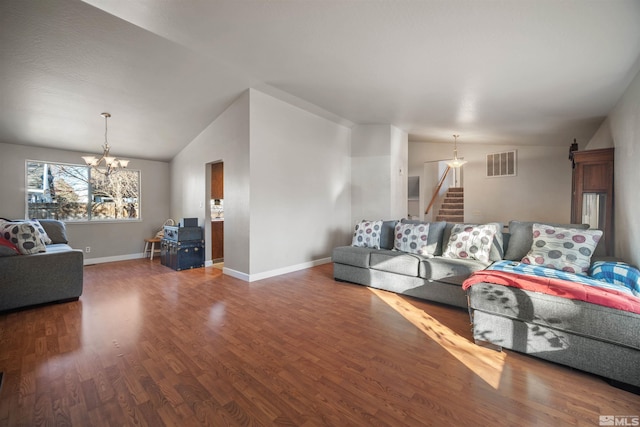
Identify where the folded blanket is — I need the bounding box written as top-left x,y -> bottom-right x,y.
463,261 -> 640,314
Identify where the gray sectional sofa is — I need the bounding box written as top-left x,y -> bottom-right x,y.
0,219 -> 83,312
465,221 -> 640,389
332,219 -> 501,308
333,219 -> 640,390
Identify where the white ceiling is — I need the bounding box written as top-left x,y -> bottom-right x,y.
1,0 -> 640,161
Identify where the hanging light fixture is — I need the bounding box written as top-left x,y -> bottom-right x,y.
82,112 -> 129,176
445,134 -> 467,168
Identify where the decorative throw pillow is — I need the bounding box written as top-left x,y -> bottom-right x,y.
590,261 -> 640,297
0,221 -> 47,254
0,219 -> 52,245
521,223 -> 602,275
0,236 -> 20,256
394,222 -> 431,255
442,223 -> 499,262
28,219 -> 52,245
504,221 -> 590,261
443,222 -> 504,261
351,220 -> 383,249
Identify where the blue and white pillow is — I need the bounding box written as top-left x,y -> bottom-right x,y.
352,220 -> 383,249
589,261 -> 640,297
394,222 -> 431,255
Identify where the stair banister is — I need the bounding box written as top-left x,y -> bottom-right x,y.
425,166 -> 451,214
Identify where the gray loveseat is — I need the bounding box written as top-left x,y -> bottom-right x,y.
333,219 -> 640,390
0,219 -> 83,312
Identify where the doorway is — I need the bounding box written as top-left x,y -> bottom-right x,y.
208,161 -> 224,268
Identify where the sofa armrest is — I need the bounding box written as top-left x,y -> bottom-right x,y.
0,247 -> 84,312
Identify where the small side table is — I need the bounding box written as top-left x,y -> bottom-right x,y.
144,237 -> 162,260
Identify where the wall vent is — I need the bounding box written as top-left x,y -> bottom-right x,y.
486,150 -> 517,177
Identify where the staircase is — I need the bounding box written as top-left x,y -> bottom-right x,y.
436,187 -> 464,223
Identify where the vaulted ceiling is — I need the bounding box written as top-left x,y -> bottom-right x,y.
2,0 -> 640,161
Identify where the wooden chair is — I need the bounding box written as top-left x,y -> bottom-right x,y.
143,237 -> 162,260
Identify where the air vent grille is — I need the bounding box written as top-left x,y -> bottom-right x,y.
486,150 -> 517,177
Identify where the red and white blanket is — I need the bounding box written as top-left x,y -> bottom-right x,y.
463,267 -> 640,315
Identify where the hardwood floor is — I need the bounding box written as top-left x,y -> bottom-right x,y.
1,260 -> 638,426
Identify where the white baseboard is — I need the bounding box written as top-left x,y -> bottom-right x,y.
83,253 -> 145,265
83,254 -> 332,282
223,267 -> 250,281
224,257 -> 332,282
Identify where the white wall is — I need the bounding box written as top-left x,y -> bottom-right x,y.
390,125 -> 409,219
170,91 -> 251,275
170,89 -> 352,280
586,68 -> 640,266
408,142 -> 572,225
0,142 -> 170,262
249,89 -> 351,276
584,118 -> 613,150
351,124 -> 408,224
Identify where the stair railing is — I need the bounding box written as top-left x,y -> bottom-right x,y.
425,166 -> 451,214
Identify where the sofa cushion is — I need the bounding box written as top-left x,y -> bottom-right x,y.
332,246 -> 373,269
351,220 -> 383,249
44,243 -> 75,253
521,223 -> 602,275
370,250 -> 421,277
38,219 -> 69,244
443,223 -> 501,263
419,257 -> 490,282
400,219 -> 447,256
394,222 -> 431,255
380,220 -> 399,250
0,221 -> 47,255
504,220 -> 589,261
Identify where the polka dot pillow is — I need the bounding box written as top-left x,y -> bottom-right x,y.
443,223 -> 499,263
0,220 -> 48,255
394,222 -> 431,255
521,223 -> 602,275
351,220 -> 383,249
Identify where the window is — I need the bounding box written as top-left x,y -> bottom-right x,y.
26,160 -> 140,221
486,150 -> 517,177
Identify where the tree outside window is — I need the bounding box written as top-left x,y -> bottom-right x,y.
26,161 -> 140,221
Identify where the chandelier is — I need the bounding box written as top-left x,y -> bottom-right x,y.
82,112 -> 129,176
445,134 -> 467,168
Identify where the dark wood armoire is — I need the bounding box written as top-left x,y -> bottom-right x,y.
571,148 -> 614,255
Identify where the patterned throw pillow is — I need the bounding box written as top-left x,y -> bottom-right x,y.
521,223 -> 602,275
28,219 -> 52,245
0,221 -> 48,254
394,222 -> 431,255
442,223 -> 499,262
351,220 -> 383,249
590,261 -> 640,297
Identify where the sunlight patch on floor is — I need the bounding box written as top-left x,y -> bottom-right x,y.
369,288 -> 506,389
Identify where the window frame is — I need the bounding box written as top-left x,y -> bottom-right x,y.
25,159 -> 142,223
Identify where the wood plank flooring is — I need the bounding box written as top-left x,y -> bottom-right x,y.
1,260 -> 638,426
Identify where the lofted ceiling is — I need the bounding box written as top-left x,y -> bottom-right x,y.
1,0 -> 640,162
